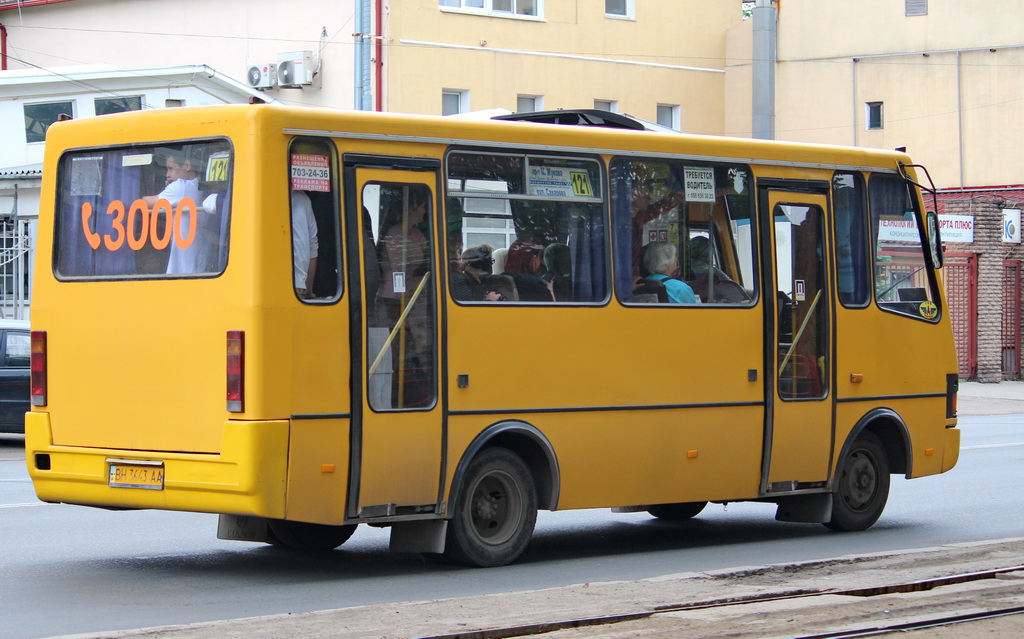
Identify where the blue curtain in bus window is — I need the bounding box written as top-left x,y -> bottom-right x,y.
567,210 -> 606,302
610,162 -> 636,299
95,152 -> 143,275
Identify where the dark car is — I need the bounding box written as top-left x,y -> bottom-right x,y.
0,320 -> 30,433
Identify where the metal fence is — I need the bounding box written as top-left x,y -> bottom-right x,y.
0,217 -> 32,320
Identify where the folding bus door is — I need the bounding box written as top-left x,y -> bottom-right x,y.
345,158 -> 445,520
761,187 -> 835,491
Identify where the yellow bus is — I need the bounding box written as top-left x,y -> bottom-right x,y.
27,105 -> 959,567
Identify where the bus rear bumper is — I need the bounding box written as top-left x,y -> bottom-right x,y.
942,426 -> 960,473
24,412 -> 289,518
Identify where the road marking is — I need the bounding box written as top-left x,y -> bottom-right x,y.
0,502 -> 56,509
961,442 -> 1024,450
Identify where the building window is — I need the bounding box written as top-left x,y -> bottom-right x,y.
866,102 -> 884,130
95,96 -> 143,116
905,0 -> 927,16
442,90 -> 470,115
657,104 -> 680,130
24,101 -> 74,143
605,0 -> 634,19
594,99 -> 618,113
440,0 -> 541,18
517,95 -> 543,113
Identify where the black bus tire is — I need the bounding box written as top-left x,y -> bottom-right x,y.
825,431 -> 890,532
647,501 -> 708,521
444,447 -> 537,567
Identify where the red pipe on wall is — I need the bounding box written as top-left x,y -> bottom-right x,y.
1,23 -> 6,70
0,0 -> 77,11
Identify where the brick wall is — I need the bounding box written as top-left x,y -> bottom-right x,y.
941,192 -> 1024,381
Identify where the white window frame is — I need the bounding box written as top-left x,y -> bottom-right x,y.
24,99 -> 75,144
865,102 -> 884,131
442,89 -> 470,116
657,104 -> 680,131
440,0 -> 543,20
594,99 -> 619,113
517,94 -> 544,113
605,0 -> 634,20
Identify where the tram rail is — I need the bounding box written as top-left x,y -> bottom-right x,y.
424,565 -> 1024,639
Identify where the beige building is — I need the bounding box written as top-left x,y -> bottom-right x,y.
726,0 -> 1023,192
381,0 -> 740,134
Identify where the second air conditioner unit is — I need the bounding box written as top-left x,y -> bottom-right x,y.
277,51 -> 313,87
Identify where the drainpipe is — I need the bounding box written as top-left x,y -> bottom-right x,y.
751,0 -> 777,140
354,0 -> 372,110
1,23 -> 7,70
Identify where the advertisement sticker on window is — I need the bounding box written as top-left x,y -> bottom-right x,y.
291,154 -> 331,192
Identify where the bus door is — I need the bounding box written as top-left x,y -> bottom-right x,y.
345,160 -> 444,519
761,187 -> 834,492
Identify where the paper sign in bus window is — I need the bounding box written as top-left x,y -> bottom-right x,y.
684,167 -> 716,202
290,154 -> 331,192
795,279 -> 806,302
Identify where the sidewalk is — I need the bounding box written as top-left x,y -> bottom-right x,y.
957,380 -> 1024,415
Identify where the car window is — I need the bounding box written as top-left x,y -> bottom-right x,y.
4,332 -> 30,367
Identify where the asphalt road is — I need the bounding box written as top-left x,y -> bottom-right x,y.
1,411 -> 1022,639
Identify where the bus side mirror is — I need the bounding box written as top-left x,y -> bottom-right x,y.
926,211 -> 943,268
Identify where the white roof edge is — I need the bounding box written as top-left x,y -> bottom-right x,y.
0,64 -> 278,103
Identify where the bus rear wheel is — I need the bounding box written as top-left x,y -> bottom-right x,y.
825,431 -> 890,532
444,447 -> 537,567
647,501 -> 708,521
267,519 -> 357,551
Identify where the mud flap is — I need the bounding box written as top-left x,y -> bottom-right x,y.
389,520 -> 448,554
775,493 -> 833,523
217,514 -> 270,542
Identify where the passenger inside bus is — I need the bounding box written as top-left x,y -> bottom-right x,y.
542,243 -> 573,301
686,235 -> 750,303
503,237 -> 554,302
640,241 -> 696,304
142,151 -> 215,275
290,190 -> 318,299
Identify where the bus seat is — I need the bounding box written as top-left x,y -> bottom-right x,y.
633,278 -> 668,303
492,247 -> 508,274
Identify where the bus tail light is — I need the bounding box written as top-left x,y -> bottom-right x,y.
31,331 -> 47,406
227,331 -> 245,412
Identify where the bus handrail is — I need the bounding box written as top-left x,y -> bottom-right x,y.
368,272 -> 432,376
779,289 -> 822,374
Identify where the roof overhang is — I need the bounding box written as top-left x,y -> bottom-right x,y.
0,64 -> 277,104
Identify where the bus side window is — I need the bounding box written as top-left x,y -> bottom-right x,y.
289,139 -> 341,302
869,175 -> 938,320
612,160 -> 755,306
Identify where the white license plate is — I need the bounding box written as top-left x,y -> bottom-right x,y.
108,462 -> 164,490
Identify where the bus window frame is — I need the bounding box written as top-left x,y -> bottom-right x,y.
443,146 -> 611,307
868,172 -> 942,323
52,136 -> 235,282
288,136 -> 343,305
610,156 -> 758,308
831,170 -> 872,310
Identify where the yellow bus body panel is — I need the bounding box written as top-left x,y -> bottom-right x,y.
26,411 -> 288,517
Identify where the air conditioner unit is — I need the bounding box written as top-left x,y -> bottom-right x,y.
276,51 -> 313,87
246,63 -> 277,89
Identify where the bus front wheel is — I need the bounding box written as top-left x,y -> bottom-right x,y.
444,447 -> 537,567
647,501 -> 708,521
267,519 -> 357,551
825,431 -> 890,532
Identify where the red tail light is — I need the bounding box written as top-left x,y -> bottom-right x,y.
226,331 -> 244,412
31,331 -> 47,407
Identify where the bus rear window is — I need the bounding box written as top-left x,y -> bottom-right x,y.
54,140 -> 232,279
